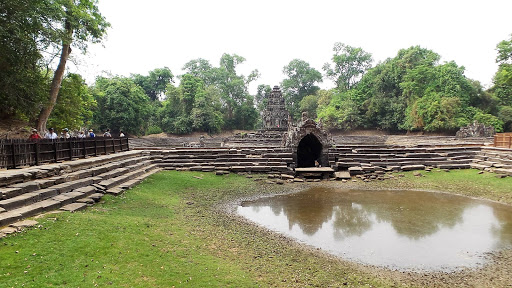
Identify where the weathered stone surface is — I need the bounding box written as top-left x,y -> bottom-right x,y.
33,179 -> 55,189
76,198 -> 95,204
0,211 -> 23,226
261,86 -> 289,130
89,193 -> 104,201
293,178 -> 304,182
348,167 -> 364,175
0,187 -> 23,200
438,164 -> 471,169
10,182 -> 39,194
74,186 -> 97,195
60,203 -> 87,212
456,121 -> 495,138
280,174 -> 294,180
401,165 -> 425,171
106,187 -> 124,195
34,199 -> 61,212
1,226 -> 18,234
335,171 -> 351,180
52,192 -> 84,206
10,219 -> 38,229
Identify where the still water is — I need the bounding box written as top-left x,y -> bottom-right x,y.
237,188 -> 512,271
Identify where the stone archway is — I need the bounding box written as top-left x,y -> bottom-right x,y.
282,112 -> 333,169
297,133 -> 323,167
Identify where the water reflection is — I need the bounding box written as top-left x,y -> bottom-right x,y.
238,188 -> 512,271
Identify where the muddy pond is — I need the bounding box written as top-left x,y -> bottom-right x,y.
237,187 -> 512,272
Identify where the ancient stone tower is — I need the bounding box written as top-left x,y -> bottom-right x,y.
262,86 -> 289,131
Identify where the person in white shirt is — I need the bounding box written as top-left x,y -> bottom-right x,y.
62,128 -> 71,139
44,128 -> 58,139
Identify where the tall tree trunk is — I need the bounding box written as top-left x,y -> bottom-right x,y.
37,26 -> 72,132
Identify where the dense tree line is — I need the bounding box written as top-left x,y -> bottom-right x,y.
1,2 -> 511,135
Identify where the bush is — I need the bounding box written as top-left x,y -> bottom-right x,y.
146,125 -> 163,135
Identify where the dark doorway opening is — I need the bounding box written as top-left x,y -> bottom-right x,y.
297,133 -> 323,167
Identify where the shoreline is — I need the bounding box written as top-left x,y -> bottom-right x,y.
219,173 -> 512,287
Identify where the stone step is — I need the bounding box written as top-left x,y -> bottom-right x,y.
401,165 -> 426,171
494,168 -> 512,176
51,178 -> 94,194
60,203 -> 88,212
348,166 -> 364,175
335,171 -> 351,180
470,163 -> 489,170
52,191 -> 86,206
98,163 -> 157,189
0,188 -> 58,210
437,164 -> 471,169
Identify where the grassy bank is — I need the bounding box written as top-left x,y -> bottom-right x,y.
0,169 -> 511,287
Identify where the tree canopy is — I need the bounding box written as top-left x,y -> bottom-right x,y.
281,59 -> 322,120
0,2 -> 510,137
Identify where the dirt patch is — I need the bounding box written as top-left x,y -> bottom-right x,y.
0,119 -> 32,139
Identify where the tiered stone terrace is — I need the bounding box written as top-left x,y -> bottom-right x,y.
2,134 -> 510,230
0,150 -> 160,228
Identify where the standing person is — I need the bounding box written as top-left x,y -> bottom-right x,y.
103,129 -> 111,137
119,131 -> 125,137
77,131 -> 86,138
88,129 -> 95,138
62,128 -> 71,139
29,129 -> 41,140
44,128 -> 58,139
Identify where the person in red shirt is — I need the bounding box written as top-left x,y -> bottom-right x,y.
29,129 -> 41,140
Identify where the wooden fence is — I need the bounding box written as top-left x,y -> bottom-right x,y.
0,137 -> 129,169
494,133 -> 512,148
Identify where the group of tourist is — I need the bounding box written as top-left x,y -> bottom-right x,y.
29,128 -> 125,140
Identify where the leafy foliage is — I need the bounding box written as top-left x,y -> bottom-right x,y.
160,74 -> 224,134
323,43 -> 373,91
92,76 -> 152,135
0,0 -> 57,120
47,73 -> 96,131
281,59 -> 322,119
132,67 -> 174,101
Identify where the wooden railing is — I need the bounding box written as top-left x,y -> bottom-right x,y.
0,137 -> 129,169
494,133 -> 512,148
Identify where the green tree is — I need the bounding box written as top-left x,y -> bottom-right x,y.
92,76 -> 151,135
498,106 -> 512,131
37,0 -> 110,132
281,59 -> 322,120
317,90 -> 362,130
255,84 -> 271,112
132,67 -> 174,101
0,0 -> 58,120
299,95 -> 319,119
160,74 -> 225,134
492,34 -> 512,108
182,58 -> 216,85
191,86 -> 224,134
323,43 -> 373,91
47,73 -> 96,131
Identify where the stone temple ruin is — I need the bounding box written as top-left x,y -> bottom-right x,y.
261,86 -> 289,130
1,86 -> 510,229
283,112 -> 333,168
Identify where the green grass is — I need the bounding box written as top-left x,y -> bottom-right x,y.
0,169 -> 511,287
379,169 -> 512,204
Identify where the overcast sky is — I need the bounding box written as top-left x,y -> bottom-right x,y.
77,0 -> 512,93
